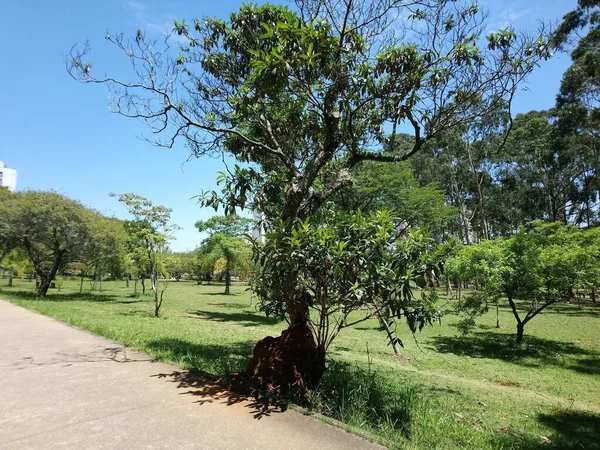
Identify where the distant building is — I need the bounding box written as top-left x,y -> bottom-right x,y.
0,161 -> 17,192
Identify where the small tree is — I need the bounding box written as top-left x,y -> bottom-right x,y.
446,241 -> 502,329
112,193 -> 176,317
0,249 -> 31,287
196,216 -> 253,294
250,210 -> 442,389
451,223 -> 599,343
197,234 -> 251,294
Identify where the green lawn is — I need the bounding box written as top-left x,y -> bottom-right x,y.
2,277 -> 599,449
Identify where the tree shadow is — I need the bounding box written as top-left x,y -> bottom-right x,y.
202,291 -> 241,296
119,309 -> 156,318
429,332 -> 600,375
188,309 -> 284,327
0,289 -> 120,303
152,369 -> 283,420
543,307 -> 600,318
489,410 -> 600,449
207,302 -> 251,309
146,337 -> 285,419
537,410 -> 600,449
144,337 -> 254,376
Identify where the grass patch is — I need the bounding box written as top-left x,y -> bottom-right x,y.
2,277 -> 599,449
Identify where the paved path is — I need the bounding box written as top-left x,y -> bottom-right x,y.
0,301 -> 382,450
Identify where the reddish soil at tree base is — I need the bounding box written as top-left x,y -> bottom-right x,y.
246,321 -> 326,394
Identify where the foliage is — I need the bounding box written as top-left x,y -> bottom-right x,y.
195,215 -> 254,237
196,233 -> 251,294
0,248 -> 32,286
111,193 -> 176,316
0,191 -> 96,296
195,215 -> 253,294
77,217 -> 128,285
335,142 -> 456,236
163,252 -> 197,281
251,210 -> 443,352
448,223 -> 600,342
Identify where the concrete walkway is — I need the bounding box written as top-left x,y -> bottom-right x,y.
0,301 -> 382,450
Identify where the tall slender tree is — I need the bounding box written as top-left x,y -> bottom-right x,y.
112,193 -> 176,317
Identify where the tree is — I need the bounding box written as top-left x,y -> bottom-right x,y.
250,210 -> 442,390
78,217 -> 128,292
450,223 -> 599,343
445,241 -> 502,329
0,249 -> 31,287
195,216 -> 253,294
112,193 -> 176,317
124,219 -> 152,294
163,252 -> 198,281
195,215 -> 254,237
335,136 -> 456,236
68,0 -> 550,387
552,0 -> 600,227
0,191 -> 93,297
497,110 -> 580,225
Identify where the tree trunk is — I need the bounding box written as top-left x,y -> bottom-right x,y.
247,226 -> 326,392
224,259 -> 232,295
592,287 -> 596,303
152,268 -> 159,318
247,299 -> 326,393
8,270 -> 13,287
247,193 -> 332,393
80,272 -> 85,293
125,276 -> 129,288
377,310 -> 400,356
516,322 -> 525,344
37,254 -> 63,297
466,139 -> 490,240
495,302 -> 500,329
141,276 -> 146,295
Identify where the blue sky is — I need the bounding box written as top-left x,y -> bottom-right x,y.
0,0 -> 577,251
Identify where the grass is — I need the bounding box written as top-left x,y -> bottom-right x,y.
2,277 -> 599,449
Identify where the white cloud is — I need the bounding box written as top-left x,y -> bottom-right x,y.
498,7 -> 531,28
123,0 -> 188,44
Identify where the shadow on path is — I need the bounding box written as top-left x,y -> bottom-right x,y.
5,346 -> 154,370
153,369 -> 283,420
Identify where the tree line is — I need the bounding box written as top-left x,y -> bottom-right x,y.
0,189 -> 255,315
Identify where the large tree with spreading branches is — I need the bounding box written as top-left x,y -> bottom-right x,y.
68,0 -> 549,389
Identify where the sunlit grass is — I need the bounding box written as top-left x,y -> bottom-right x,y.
2,277 -> 599,449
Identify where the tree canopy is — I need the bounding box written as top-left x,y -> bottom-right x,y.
195,215 -> 252,294
449,222 -> 600,343
0,191 -> 97,296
